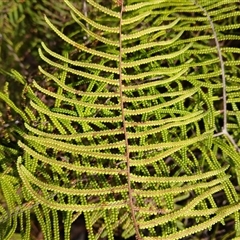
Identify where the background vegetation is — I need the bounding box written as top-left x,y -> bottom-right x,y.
0,1 -> 88,239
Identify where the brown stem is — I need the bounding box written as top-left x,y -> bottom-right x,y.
118,1 -> 141,239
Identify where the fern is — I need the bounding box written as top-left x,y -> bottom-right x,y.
1,0 -> 240,239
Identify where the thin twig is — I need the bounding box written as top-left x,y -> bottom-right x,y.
193,0 -> 240,152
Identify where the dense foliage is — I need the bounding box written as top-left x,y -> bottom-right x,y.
1,1 -> 240,239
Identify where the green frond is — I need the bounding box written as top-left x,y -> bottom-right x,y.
1,0 -> 240,239
121,44 -> 192,68
64,0 -> 119,33
87,0 -> 120,19
40,43 -> 119,73
44,15 -> 119,61
130,166 -> 229,183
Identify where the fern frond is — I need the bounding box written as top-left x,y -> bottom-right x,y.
1,0 -> 240,239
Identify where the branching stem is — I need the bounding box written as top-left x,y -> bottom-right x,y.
193,0 -> 240,152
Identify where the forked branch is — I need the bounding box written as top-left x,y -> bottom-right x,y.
193,0 -> 240,152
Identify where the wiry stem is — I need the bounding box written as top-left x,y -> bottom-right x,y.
193,0 -> 240,152
118,0 -> 141,239
82,0 -> 89,30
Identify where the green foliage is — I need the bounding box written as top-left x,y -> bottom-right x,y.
1,0 -> 240,239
